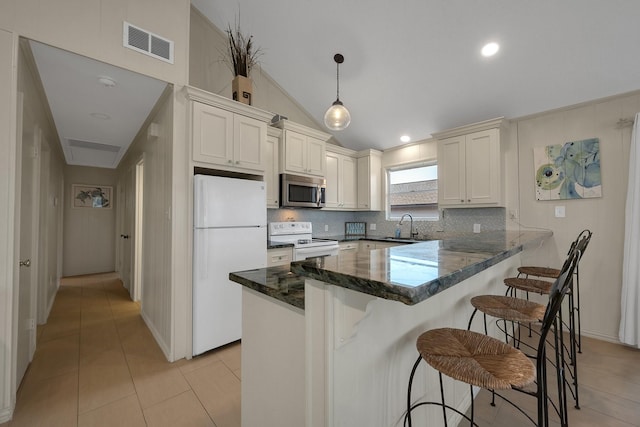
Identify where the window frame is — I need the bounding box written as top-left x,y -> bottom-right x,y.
385,161 -> 439,221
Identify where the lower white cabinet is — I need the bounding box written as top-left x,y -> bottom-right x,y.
339,242 -> 359,252
267,247 -> 293,267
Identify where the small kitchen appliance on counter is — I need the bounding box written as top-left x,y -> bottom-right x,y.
268,222 -> 339,261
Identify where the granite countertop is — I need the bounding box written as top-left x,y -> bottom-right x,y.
230,265 -> 305,309
267,241 -> 295,249
235,230 -> 552,309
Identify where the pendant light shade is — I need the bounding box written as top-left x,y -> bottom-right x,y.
324,54 -> 351,131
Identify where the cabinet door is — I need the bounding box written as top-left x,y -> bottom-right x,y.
267,247 -> 293,267
325,152 -> 340,208
357,154 -> 382,211
341,156 -> 357,209
284,131 -> 307,174
192,103 -> 233,166
234,115 -> 266,171
465,129 -> 500,204
266,135 -> 279,208
437,135 -> 466,206
306,136 -> 326,177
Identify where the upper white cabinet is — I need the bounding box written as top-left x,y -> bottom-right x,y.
265,127 -> 281,208
433,118 -> 506,208
274,120 -> 330,178
325,145 -> 357,210
185,86 -> 273,173
356,149 -> 382,211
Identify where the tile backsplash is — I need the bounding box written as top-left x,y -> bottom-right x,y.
267,208 -> 505,238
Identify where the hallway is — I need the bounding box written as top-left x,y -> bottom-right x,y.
1,273 -> 241,427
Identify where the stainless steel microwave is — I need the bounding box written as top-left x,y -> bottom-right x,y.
280,173 -> 326,208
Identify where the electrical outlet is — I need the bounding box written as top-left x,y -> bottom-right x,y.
473,224 -> 481,233
370,223 -> 376,231
324,224 -> 329,232
27,319 -> 35,330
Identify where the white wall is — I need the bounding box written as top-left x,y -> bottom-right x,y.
63,166 -> 117,276
0,0 -> 190,420
505,91 -> 640,342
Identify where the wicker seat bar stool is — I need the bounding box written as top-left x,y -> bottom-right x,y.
505,232 -> 591,409
516,229 -> 592,353
405,250 -> 580,427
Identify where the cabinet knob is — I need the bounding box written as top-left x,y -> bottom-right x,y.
19,259 -> 31,267
467,199 -> 471,202
461,199 -> 464,203
236,161 -> 240,164
228,160 -> 233,164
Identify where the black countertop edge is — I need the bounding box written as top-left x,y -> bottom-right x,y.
267,241 -> 295,249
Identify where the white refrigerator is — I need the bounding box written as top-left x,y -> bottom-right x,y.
192,174 -> 267,356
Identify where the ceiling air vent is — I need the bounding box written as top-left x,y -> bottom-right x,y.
68,139 -> 121,153
123,21 -> 174,64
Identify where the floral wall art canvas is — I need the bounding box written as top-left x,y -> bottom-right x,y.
72,184 -> 112,208
534,138 -> 602,200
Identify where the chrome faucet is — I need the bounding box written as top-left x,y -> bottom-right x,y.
398,213 -> 418,239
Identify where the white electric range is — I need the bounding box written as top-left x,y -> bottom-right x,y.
268,222 -> 340,261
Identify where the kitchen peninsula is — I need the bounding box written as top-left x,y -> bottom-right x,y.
230,230 -> 551,427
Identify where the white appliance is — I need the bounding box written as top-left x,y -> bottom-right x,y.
193,174 -> 267,356
268,222 -> 339,261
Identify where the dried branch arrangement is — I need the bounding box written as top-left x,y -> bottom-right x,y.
225,22 -> 262,77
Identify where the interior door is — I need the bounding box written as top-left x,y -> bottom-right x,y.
120,166 -> 134,293
16,107 -> 40,385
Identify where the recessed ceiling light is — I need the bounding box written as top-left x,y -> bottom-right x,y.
400,135 -> 411,143
97,75 -> 117,87
90,112 -> 111,120
481,42 -> 500,57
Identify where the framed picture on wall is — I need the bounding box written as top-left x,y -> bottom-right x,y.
72,184 -> 112,209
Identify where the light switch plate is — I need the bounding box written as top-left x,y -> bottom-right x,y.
555,206 -> 566,218
473,223 -> 481,233
370,223 -> 376,231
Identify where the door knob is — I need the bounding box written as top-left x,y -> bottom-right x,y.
120,234 -> 129,239
19,259 -> 31,267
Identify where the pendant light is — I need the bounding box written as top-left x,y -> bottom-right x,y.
324,53 -> 351,131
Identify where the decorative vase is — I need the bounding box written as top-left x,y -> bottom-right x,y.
232,75 -> 252,105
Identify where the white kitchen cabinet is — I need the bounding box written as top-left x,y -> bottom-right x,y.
186,86 -> 273,173
358,240 -> 405,251
339,241 -> 359,252
267,247 -> 293,267
192,102 -> 267,172
356,149 -> 382,211
274,120 -> 330,178
325,146 -> 357,210
265,127 -> 281,208
434,118 -> 506,207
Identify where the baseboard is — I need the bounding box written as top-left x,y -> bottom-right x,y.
581,329 -> 620,345
140,310 -> 172,361
0,404 -> 14,423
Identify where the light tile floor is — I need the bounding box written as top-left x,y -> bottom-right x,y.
2,273 -> 640,426
1,273 -> 241,427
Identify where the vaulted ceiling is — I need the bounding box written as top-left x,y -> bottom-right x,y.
29,2 -> 640,169
193,0 -> 640,151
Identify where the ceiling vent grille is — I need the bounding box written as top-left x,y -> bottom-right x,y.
123,22 -> 174,64
68,139 -> 121,153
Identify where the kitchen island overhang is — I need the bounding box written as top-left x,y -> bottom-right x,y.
231,230 -> 552,427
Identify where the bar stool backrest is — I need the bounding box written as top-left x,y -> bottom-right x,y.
538,249 -> 581,351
